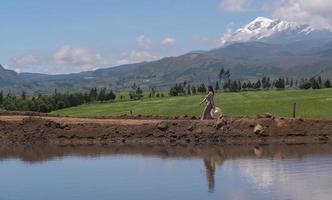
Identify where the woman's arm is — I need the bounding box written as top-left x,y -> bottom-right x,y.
199,98 -> 206,105
200,94 -> 208,105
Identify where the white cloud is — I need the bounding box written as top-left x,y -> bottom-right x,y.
117,50 -> 158,65
271,0 -> 332,29
219,0 -> 332,29
52,45 -> 110,72
219,0 -> 252,12
161,37 -> 176,46
13,54 -> 39,66
136,35 -> 152,49
9,54 -> 40,73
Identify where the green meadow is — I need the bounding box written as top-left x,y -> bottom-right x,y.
52,89 -> 332,119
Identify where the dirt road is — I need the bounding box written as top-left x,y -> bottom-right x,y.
0,115 -> 164,125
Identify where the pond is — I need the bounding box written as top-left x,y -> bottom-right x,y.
1,144 -> 332,200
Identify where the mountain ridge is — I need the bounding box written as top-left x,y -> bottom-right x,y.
1,17 -> 332,94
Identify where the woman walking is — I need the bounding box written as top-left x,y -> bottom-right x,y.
200,85 -> 215,120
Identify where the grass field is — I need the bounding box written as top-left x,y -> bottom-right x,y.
52,89 -> 332,119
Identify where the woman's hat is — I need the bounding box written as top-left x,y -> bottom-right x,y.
210,107 -> 223,119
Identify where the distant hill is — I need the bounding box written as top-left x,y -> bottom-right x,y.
1,17 -> 332,94
0,65 -> 22,86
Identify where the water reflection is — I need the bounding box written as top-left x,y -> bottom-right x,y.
1,144 -> 332,200
2,144 -> 332,163
204,156 -> 224,192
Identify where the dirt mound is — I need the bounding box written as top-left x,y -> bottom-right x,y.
0,115 -> 331,145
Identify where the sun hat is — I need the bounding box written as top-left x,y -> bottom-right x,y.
210,107 -> 223,119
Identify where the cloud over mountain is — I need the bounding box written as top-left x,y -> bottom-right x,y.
272,0 -> 332,29
219,0 -> 332,29
52,45 -> 111,72
161,37 -> 176,46
219,0 -> 252,12
219,16 -> 332,46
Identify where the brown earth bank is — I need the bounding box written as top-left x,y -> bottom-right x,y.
0,112 -> 332,145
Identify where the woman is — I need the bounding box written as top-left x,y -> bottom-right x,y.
200,85 -> 215,120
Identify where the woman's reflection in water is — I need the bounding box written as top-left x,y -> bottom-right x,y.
254,146 -> 264,158
203,155 -> 224,192
202,146 -> 265,192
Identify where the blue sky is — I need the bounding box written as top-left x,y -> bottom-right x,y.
1,0 -> 330,74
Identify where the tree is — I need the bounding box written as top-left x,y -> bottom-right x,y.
242,82 -> 247,91
187,85 -> 191,95
191,85 -> 197,95
21,91 -> 27,100
254,80 -> 261,90
130,84 -> 144,100
136,87 -> 143,96
89,88 -> 98,102
106,90 -> 116,100
98,88 -> 107,102
0,91 -> 3,105
218,67 -> 225,83
310,78 -> 320,89
245,81 -> 252,90
262,77 -> 271,89
224,69 -> 230,80
215,81 -> 220,91
318,76 -> 322,88
299,79 -> 311,89
229,81 -> 238,92
290,79 -> 294,88
169,83 -> 186,96
324,79 -> 331,88
197,83 -> 207,93
274,78 -> 285,89
237,80 -> 242,91
169,86 -> 178,96
150,87 -> 156,96
223,80 -> 231,91
218,67 -> 231,89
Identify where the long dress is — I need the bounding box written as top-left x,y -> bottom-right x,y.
201,92 -> 214,120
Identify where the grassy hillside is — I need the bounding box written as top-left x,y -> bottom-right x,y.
52,89 -> 332,119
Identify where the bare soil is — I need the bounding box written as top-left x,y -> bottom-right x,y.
0,111 -> 331,145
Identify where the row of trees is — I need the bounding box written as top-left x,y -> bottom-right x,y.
219,76 -> 331,92
218,67 -> 331,91
0,88 -> 116,113
169,81 -> 208,96
168,67 -> 332,95
299,77 -> 331,89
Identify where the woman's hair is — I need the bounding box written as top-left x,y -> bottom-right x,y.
208,85 -> 214,95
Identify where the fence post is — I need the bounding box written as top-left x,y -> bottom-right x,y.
292,102 -> 296,118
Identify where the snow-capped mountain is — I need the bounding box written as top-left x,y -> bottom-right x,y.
220,17 -> 332,46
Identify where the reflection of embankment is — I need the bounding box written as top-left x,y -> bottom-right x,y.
1,144 -> 332,164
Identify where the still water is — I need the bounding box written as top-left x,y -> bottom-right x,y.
1,144 -> 332,200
